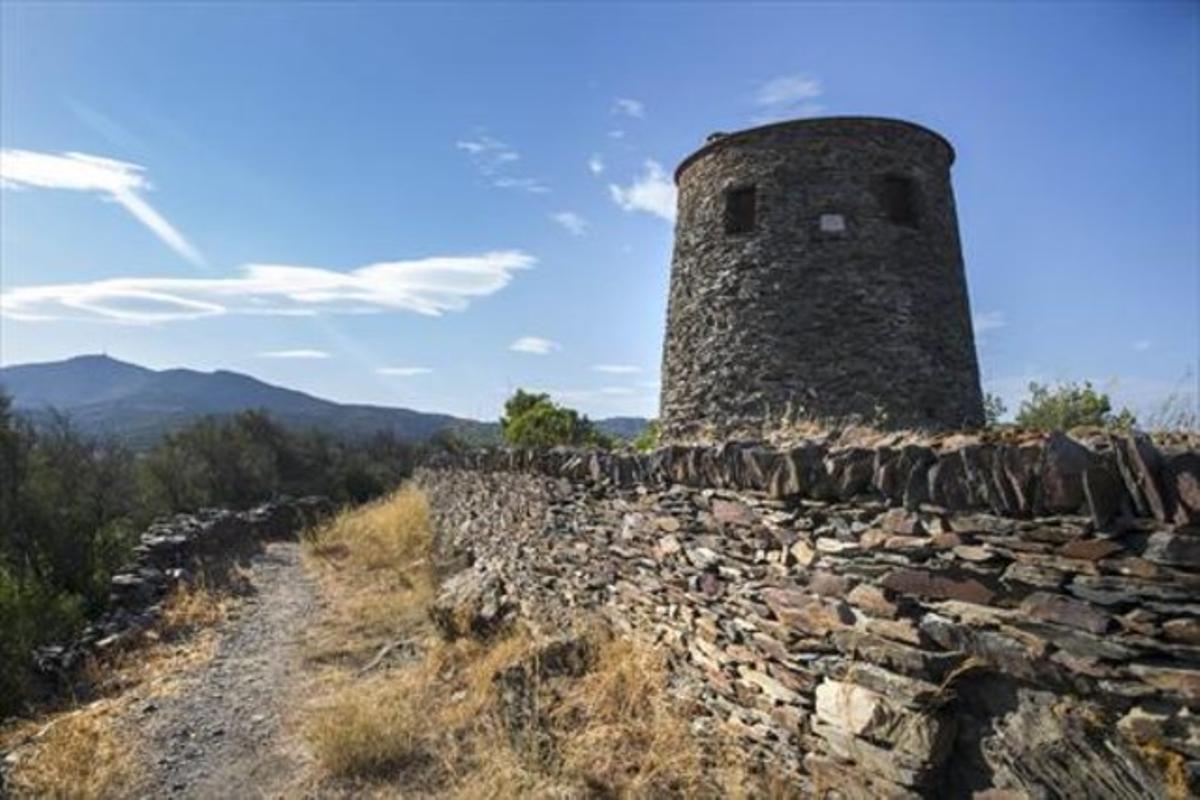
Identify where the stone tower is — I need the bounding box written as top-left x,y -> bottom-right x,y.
659,117 -> 985,441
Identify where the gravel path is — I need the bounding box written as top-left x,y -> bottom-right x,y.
127,541 -> 315,799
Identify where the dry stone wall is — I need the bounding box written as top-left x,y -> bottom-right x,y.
418,432 -> 1200,798
34,496 -> 332,680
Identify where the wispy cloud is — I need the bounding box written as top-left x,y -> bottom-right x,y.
1133,339 -> 1152,352
258,349 -> 330,359
510,336 -> 559,355
493,176 -> 549,194
973,310 -> 1007,335
608,130 -> 626,140
612,98 -> 645,118
587,155 -> 605,176
1,251 -> 535,324
537,385 -> 657,413
752,73 -> 825,124
592,364 -> 641,374
1,149 -> 205,266
455,135 -> 519,172
456,134 -> 547,193
550,211 -> 588,236
376,366 -> 432,376
609,160 -> 676,221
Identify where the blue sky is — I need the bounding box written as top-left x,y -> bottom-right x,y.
1,2 -> 1197,422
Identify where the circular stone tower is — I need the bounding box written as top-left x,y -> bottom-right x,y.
660,117 -> 984,441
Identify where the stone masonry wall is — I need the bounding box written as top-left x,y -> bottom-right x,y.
34,496 -> 332,679
662,118 -> 985,440
418,432 -> 1200,798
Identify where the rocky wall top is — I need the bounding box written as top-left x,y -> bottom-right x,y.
425,431 -> 1199,530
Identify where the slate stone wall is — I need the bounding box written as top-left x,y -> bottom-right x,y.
34,496 -> 332,678
661,118 -> 985,441
418,433 -> 1200,798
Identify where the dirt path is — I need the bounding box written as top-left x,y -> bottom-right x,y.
126,541 -> 315,799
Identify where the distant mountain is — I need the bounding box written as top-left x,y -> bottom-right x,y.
0,355 -> 649,448
595,416 -> 653,440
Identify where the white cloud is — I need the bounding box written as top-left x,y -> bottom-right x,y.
455,136 -> 519,173
755,74 -> 822,106
612,98 -> 645,118
510,336 -> 559,355
493,176 -> 549,194
609,160 -> 676,221
751,74 -> 825,124
456,134 -> 547,193
0,149 -> 205,266
973,311 -> 1007,335
587,155 -> 605,176
1,250 -> 535,324
1133,339 -> 1152,352
608,130 -> 626,140
258,349 -> 330,359
535,385 -> 658,417
550,211 -> 588,236
376,366 -> 432,376
592,364 -> 641,374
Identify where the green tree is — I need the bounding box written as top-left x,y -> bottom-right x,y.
500,389 -> 611,448
983,393 -> 1007,428
1015,381 -> 1136,431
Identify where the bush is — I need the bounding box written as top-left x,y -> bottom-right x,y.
983,393 -> 1007,428
633,419 -> 660,451
1015,381 -> 1136,431
500,389 -> 611,449
0,567 -> 84,712
0,392 -> 417,715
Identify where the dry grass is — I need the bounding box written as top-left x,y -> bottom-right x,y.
3,699 -> 137,799
159,578 -> 231,639
301,487 -> 435,667
1,576 -> 240,799
304,626 -> 725,797
2,699 -> 137,800
298,485 -> 788,798
78,579 -> 229,701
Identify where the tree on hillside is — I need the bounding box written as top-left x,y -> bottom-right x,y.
1015,381 -> 1136,431
500,389 -> 611,448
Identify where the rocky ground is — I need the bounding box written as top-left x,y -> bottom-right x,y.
122,541 -> 315,799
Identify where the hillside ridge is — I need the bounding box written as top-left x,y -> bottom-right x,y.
0,355 -> 648,447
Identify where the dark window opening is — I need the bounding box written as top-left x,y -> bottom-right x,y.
878,175 -> 920,228
724,186 -> 757,235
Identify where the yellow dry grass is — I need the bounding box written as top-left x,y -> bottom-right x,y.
1,577 -> 238,799
3,699 -> 137,800
159,578 -> 230,638
79,580 -> 228,701
304,626 -> 725,797
301,487 -> 435,667
298,485 -> 790,798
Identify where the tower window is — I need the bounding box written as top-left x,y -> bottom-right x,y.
724,186 -> 757,235
878,175 -> 920,228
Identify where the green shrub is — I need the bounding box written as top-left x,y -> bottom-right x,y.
1014,381 -> 1136,431
500,389 -> 611,449
0,567 -> 84,715
633,420 -> 660,451
982,393 -> 1007,427
0,392 -> 418,714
